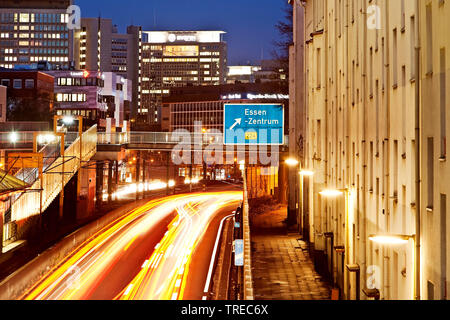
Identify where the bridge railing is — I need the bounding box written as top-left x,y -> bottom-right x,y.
98,132 -> 225,145
98,132 -> 289,146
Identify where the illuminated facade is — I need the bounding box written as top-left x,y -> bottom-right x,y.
46,70 -> 131,129
295,0 -> 450,300
0,0 -> 73,70
74,20 -> 143,125
140,31 -> 227,128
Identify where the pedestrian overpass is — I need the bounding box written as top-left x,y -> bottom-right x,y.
2,128 -> 288,247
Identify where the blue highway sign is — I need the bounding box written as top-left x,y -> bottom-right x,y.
224,104 -> 284,145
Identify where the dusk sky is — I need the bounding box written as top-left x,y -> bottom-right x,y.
74,0 -> 288,65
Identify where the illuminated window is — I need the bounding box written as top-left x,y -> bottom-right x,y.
163,46 -> 199,57
19,13 -> 29,23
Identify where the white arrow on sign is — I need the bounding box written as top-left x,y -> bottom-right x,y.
229,118 -> 242,130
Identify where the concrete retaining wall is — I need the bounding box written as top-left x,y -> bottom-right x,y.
0,197 -> 153,300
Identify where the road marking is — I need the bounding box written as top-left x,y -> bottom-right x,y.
203,214 -> 234,295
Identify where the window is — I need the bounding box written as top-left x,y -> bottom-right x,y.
411,16 -> 416,79
393,29 -> 398,87
317,48 -> 321,88
13,79 -> 22,89
426,5 -> 433,74
25,79 -> 34,89
1,79 -> 10,87
393,140 -> 398,197
427,137 -> 434,209
441,194 -> 447,300
19,13 -> 29,23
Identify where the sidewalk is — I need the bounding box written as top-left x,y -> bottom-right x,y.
250,203 -> 331,300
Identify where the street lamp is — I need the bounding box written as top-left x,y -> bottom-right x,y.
369,234 -> 414,245
319,189 -> 345,197
62,116 -> 75,125
285,158 -> 299,166
285,158 -> 300,227
319,187 -> 352,299
299,170 -> 315,176
9,132 -> 19,144
369,233 -> 417,300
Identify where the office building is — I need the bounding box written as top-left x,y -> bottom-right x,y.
0,0 -> 74,70
74,20 -> 143,126
227,65 -> 261,84
0,85 -> 6,123
140,31 -> 227,129
45,69 -> 131,129
292,0 -> 450,300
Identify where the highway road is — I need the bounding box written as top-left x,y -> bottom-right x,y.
20,191 -> 242,300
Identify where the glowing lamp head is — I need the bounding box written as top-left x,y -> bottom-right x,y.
299,170 -> 315,176
9,132 -> 19,143
62,116 -> 74,125
285,158 -> 299,166
369,234 -> 411,245
319,189 -> 344,197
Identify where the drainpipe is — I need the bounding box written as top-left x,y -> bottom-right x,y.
384,0 -> 391,301
414,0 -> 421,301
361,0 -> 368,300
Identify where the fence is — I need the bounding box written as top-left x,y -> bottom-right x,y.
12,126 -> 97,221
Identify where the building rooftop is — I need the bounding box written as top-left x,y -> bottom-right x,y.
0,0 -> 72,9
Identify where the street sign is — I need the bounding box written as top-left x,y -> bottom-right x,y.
224,104 -> 284,145
234,239 -> 244,266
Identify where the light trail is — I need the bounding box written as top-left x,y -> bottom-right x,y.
20,191 -> 242,300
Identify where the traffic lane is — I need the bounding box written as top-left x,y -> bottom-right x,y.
180,203 -> 239,300
21,195 -> 189,300
117,193 -> 242,300
84,213 -> 176,300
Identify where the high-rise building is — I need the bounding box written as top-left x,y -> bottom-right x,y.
0,0 -> 74,70
74,20 -> 143,126
293,0 -> 450,301
74,18 -> 112,72
139,31 -> 227,129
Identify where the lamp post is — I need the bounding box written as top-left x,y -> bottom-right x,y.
285,158 -> 300,227
369,233 -> 417,300
54,115 -> 83,201
319,187 -> 352,299
299,169 -> 314,238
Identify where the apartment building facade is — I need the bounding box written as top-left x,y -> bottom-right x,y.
293,0 -> 449,300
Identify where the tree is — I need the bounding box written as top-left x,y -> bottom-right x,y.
272,0 -> 293,78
